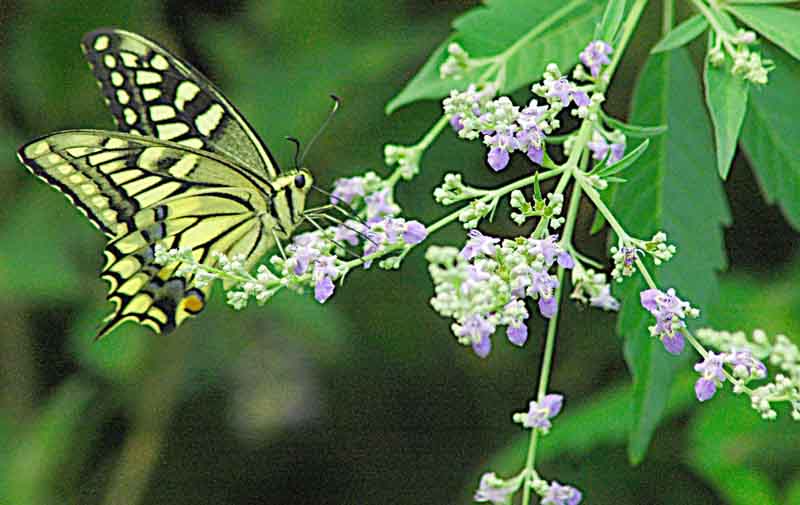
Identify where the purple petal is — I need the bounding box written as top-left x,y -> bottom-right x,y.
402,221 -> 428,245
568,488 -> 583,505
314,276 -> 335,303
538,296 -> 558,318
639,288 -> 660,312
541,394 -> 563,418
557,251 -> 575,269
450,114 -> 464,132
695,378 -> 717,402
526,145 -> 544,164
506,323 -> 528,346
573,91 -> 591,107
472,334 -> 492,358
487,147 -> 510,172
662,331 -> 685,355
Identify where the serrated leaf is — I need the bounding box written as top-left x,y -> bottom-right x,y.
609,48 -> 730,464
704,40 -> 749,179
595,0 -> 627,42
386,0 -> 605,113
727,4 -> 800,60
651,14 -> 709,54
740,44 -> 800,229
595,138 -> 650,177
602,113 -> 668,137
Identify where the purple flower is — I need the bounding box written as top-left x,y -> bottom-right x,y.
450,114 -> 464,132
314,276 -> 335,303
726,348 -> 767,380
474,473 -> 518,504
538,296 -> 558,318
334,220 -> 362,246
312,255 -> 339,303
365,189 -> 397,220
507,322 -> 528,346
580,40 -> 613,77
573,90 -> 590,107
546,77 -> 576,106
542,481 -> 583,505
487,146 -> 510,171
589,285 -> 620,311
557,251 -> 575,269
402,220 -> 427,245
693,352 -> 725,401
527,144 -> 544,164
522,394 -> 563,430
588,133 -> 625,163
331,176 -> 365,205
458,314 -> 496,358
640,288 -> 695,355
460,229 -> 500,260
662,331 -> 685,355
290,244 -> 320,275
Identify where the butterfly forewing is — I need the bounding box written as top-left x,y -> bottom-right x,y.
18,130 -> 278,338
81,28 -> 280,179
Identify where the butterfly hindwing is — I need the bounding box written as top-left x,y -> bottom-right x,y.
81,28 -> 280,179
18,130 -> 277,337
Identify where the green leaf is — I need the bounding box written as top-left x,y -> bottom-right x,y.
687,392 -> 798,505
704,41 -> 749,179
727,4 -> 800,60
386,0 -> 605,113
595,0 -> 627,42
785,476 -> 800,505
602,113 -> 668,137
651,14 -> 709,54
609,48 -> 730,464
740,44 -> 800,229
589,183 -> 615,234
595,138 -> 650,177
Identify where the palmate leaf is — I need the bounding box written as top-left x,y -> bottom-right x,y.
386,0 -> 606,113
609,49 -> 730,464
740,43 -> 800,230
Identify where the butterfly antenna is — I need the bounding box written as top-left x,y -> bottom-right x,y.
285,136 -> 302,169
299,94 -> 340,167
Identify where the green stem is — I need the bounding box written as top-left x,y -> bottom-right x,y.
602,0 -> 650,83
520,182 -> 582,505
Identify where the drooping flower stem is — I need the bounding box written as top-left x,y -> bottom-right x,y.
521,181 -> 582,505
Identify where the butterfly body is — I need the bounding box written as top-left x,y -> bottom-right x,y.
18,29 -> 313,338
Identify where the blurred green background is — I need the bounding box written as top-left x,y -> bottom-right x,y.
0,1 -> 798,504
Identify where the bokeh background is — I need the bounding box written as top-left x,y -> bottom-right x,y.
1,1 -> 798,504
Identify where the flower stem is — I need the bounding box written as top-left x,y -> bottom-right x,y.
521,181 -> 582,505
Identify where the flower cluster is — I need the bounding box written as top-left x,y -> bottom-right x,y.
708,28 -> 773,84
693,349 -> 767,402
695,328 -> 800,419
569,261 -> 619,312
639,288 -> 699,355
509,189 -> 565,228
611,232 -> 676,281
474,471 -> 582,505
427,231 -> 573,357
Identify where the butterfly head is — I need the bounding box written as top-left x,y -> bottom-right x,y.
288,168 -> 314,222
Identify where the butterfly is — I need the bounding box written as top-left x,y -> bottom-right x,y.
17,28 -> 316,339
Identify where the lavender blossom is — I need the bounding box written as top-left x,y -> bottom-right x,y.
640,288 -> 699,355
694,352 -> 726,401
518,394 -> 564,431
474,472 -> 520,504
542,481 -> 583,505
580,40 -> 613,77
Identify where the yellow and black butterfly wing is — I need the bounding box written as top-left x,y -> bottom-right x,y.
81,28 -> 280,179
18,130 -> 277,338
